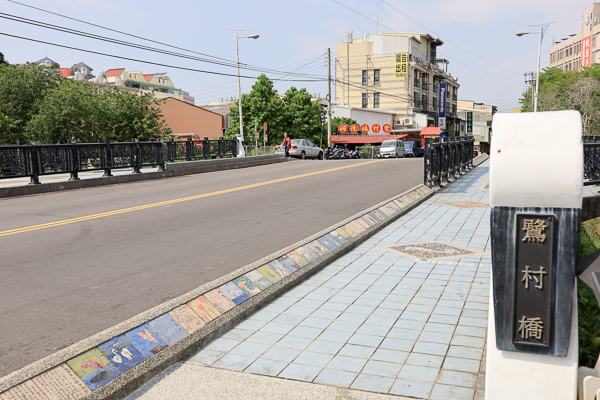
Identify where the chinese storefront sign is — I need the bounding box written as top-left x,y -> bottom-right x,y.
395,53 -> 408,78
438,83 -> 447,129
349,124 -> 359,134
514,215 -> 554,347
360,124 -> 369,133
372,124 -> 381,133
382,124 -> 392,133
338,124 -> 348,134
467,112 -> 473,133
583,36 -> 591,68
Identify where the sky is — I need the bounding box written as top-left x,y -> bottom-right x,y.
0,0 -> 593,113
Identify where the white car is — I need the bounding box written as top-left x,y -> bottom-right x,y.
379,140 -> 405,158
276,139 -> 324,159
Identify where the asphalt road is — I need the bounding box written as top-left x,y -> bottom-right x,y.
0,157 -> 423,377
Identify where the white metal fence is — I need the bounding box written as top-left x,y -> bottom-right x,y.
244,146 -> 277,156
356,146 -> 380,159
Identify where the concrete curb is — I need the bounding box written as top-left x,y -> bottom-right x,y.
0,184 -> 434,400
0,154 -> 289,199
473,153 -> 489,167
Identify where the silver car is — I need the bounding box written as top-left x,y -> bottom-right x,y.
379,140 -> 405,158
276,139 -> 324,159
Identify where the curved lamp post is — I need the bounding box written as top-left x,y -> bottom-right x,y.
516,22 -> 553,112
226,28 -> 259,157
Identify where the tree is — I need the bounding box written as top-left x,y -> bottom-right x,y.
331,117 -> 358,135
0,63 -> 58,144
0,52 -> 7,66
225,74 -> 284,145
282,86 -> 323,144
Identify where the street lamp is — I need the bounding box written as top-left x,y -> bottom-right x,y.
226,28 -> 259,157
516,22 -> 553,112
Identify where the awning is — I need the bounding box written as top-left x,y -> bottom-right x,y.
420,126 -> 442,137
332,134 -> 408,144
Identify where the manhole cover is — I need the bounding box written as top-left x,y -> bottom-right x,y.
441,201 -> 489,208
379,241 -> 488,261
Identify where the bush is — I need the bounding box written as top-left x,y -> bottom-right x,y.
578,217 -> 600,367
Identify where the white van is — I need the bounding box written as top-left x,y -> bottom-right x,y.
379,140 -> 405,158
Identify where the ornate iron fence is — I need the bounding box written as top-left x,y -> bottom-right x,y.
424,136 -> 475,188
584,136 -> 600,186
0,140 -> 165,184
164,137 -> 237,162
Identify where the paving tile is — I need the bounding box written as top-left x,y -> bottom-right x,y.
276,336 -> 313,350
205,338 -> 240,353
249,310 -> 280,322
347,332 -> 384,348
273,313 -> 306,326
365,315 -> 397,327
289,326 -> 324,340
305,339 -> 345,355
405,353 -> 444,368
230,341 -> 271,358
412,341 -> 449,356
319,302 -> 350,312
329,320 -> 362,332
294,351 -> 335,368
372,307 -> 403,318
428,314 -> 460,325
261,346 -> 302,363
394,319 -> 426,331
387,328 -> 421,340
380,338 -> 415,352
443,357 -> 481,373
284,306 -> 314,318
459,317 -> 488,328
317,329 -> 354,343
351,374 -> 395,393
278,363 -> 322,382
437,369 -> 478,388
390,379 -> 434,398
260,322 -> 296,335
327,355 -> 368,372
430,384 -> 475,400
451,334 -> 486,348
424,322 -> 456,334
311,309 -> 342,320
314,369 -> 358,388
405,303 -> 435,313
462,309 -> 488,319
447,345 -> 484,360
246,331 -> 284,346
235,319 -> 268,332
362,360 -> 403,378
356,324 -> 391,337
187,349 -> 225,366
245,358 -> 288,377
419,331 -> 453,344
338,344 -> 377,359
400,311 -> 430,322
371,348 -> 409,364
212,354 -> 256,371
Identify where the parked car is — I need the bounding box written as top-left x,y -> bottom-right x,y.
379,140 -> 405,158
276,139 -> 324,159
403,141 -> 424,157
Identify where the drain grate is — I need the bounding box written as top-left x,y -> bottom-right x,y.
441,201 -> 489,208
380,241 -> 488,261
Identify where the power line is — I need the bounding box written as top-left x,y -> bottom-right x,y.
0,32 -> 327,82
0,12 -> 327,80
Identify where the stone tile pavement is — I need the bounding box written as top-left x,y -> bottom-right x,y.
128,161 -> 491,400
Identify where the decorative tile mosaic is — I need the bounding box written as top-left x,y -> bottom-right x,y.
125,324 -> 169,359
268,260 -> 293,278
66,349 -> 120,391
188,296 -> 222,322
246,269 -> 273,290
168,304 -> 206,334
257,265 -> 282,283
379,241 -> 488,261
285,251 -> 308,268
294,246 -> 317,263
220,282 -> 250,305
32,363 -> 92,400
318,236 -> 338,250
304,242 -> 325,257
148,314 -> 188,345
0,379 -> 49,400
336,227 -> 353,240
233,275 -> 262,297
309,240 -> 330,257
204,288 -> 237,313
98,335 -> 146,373
329,230 -> 348,244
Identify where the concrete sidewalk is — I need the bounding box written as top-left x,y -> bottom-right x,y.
126,161 -> 491,400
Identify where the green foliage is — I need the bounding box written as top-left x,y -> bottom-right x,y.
0,52 -> 7,65
225,74 -> 325,146
522,66 -> 600,135
331,117 -> 358,135
578,218 -> 600,368
0,63 -> 170,144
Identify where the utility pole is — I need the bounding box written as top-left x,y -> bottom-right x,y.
347,34 -> 350,106
366,56 -> 369,108
327,48 -> 332,147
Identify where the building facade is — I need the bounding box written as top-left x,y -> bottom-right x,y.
152,98 -> 223,140
335,32 -> 460,135
457,100 -> 497,154
549,3 -> 600,71
104,69 -> 195,105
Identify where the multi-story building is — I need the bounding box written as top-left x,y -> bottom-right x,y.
457,100 -> 497,154
335,32 -> 460,136
103,69 -> 195,105
549,3 -> 600,71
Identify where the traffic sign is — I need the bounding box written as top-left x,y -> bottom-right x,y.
382,124 -> 392,133
338,124 -> 348,134
255,131 -> 260,139
263,121 -> 268,133
360,124 -> 369,133
372,124 -> 381,133
349,124 -> 359,134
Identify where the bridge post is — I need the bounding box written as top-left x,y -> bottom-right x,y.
487,110 -> 582,400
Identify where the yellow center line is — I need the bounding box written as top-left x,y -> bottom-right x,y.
0,160 -> 381,237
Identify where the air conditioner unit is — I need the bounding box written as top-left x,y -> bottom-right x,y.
404,117 -> 413,126
395,119 -> 404,126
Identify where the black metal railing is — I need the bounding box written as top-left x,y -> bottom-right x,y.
0,139 -> 166,184
584,136 -> 600,186
164,137 -> 237,163
424,136 -> 475,188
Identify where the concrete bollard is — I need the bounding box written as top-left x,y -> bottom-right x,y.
486,110 -> 583,400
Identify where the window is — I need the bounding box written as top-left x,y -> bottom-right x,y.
414,92 -> 420,107
374,69 -> 380,85
422,95 -> 428,110
362,93 -> 368,108
414,72 -> 419,88
433,97 -> 438,109
374,93 -> 380,108
362,70 -> 367,85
